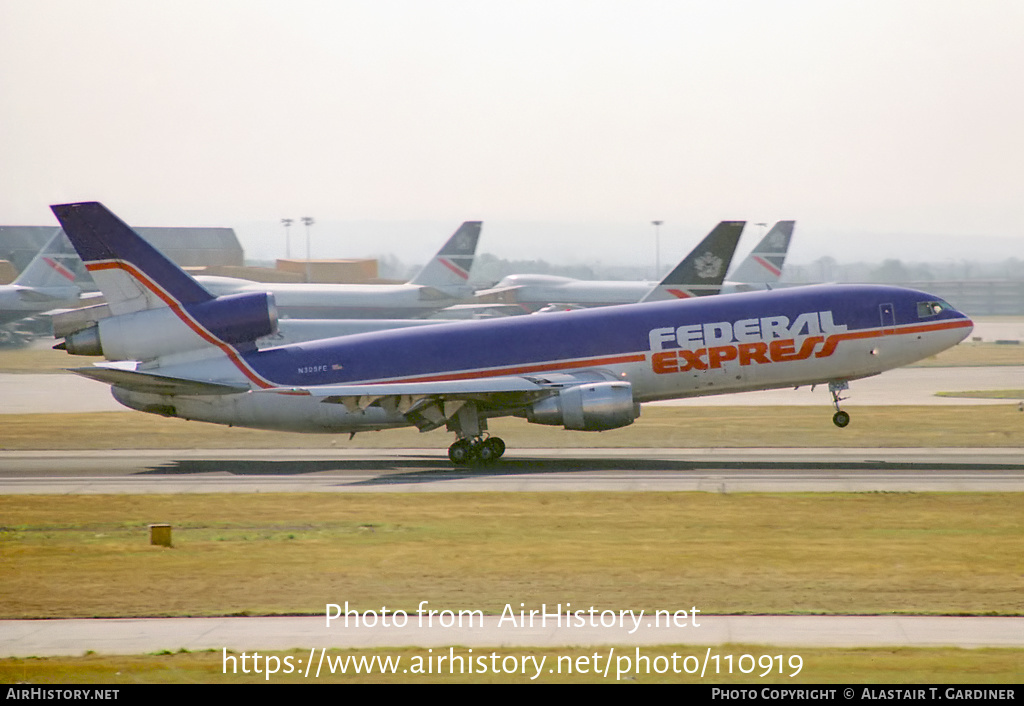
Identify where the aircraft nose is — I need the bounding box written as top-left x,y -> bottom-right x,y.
957,312 -> 974,342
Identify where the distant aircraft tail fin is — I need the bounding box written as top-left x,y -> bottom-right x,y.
641,221 -> 745,301
12,229 -> 83,296
50,202 -> 215,316
728,220 -> 794,284
408,221 -> 482,291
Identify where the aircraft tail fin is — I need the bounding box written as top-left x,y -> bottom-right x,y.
728,220 -> 794,284
641,221 -> 745,301
408,221 -> 482,291
50,202 -> 214,316
12,229 -> 83,295
51,203 -> 277,369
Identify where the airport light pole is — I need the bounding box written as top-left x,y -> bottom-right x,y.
281,218 -> 293,259
301,216 -> 315,282
651,220 -> 663,278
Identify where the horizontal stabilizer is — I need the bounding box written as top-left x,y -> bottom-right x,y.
70,366 -> 249,396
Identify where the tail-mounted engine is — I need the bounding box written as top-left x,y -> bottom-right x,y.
525,381 -> 638,431
59,292 -> 278,361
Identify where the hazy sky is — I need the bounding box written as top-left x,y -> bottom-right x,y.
2,1 -> 1022,267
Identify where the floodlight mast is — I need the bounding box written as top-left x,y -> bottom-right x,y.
651,220 -> 664,278
281,218 -> 293,259
301,216 -> 315,282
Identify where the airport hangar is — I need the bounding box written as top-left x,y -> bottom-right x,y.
0,224 -> 243,274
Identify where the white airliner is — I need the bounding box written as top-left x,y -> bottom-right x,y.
475,221 -> 796,310
52,203 -> 972,465
0,230 -> 84,327
195,221 -> 482,319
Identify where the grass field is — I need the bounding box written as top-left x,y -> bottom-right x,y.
2,646 -> 1021,684
2,492 -> 1021,682
2,493 -> 1020,619
936,390 -> 1024,399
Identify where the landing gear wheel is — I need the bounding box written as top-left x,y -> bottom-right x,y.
476,437 -> 506,464
448,439 -> 476,465
828,381 -> 851,429
486,437 -> 506,459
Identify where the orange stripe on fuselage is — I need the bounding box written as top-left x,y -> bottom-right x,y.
814,318 -> 972,358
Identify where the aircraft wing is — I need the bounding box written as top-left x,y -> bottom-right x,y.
267,375 -> 549,400
260,372 -> 614,432
473,284 -> 522,297
416,285 -> 463,301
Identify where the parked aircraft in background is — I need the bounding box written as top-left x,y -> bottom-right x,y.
53,202 -> 972,464
230,222 -> 745,345
0,230 -> 85,331
475,220 -> 795,311
721,220 -> 795,292
195,221 -> 482,319
475,221 -> 747,311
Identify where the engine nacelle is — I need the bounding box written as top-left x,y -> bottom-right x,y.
526,381 -> 638,431
61,292 -> 278,361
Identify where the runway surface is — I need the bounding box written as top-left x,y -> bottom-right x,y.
3,614 -> 1022,657
1,448 -> 1022,493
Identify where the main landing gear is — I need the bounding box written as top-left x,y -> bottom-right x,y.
448,436 -> 506,465
446,401 -> 507,466
829,381 -> 851,428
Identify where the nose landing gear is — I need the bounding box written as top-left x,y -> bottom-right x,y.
829,381 -> 851,428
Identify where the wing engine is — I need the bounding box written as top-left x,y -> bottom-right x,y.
525,380 -> 637,430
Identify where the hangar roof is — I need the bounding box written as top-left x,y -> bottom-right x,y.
0,225 -> 243,272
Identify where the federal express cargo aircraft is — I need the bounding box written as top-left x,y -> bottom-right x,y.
52,203 -> 973,465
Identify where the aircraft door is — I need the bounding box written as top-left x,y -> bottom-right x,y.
879,303 -> 895,335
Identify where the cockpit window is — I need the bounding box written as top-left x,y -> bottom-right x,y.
916,300 -> 951,318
